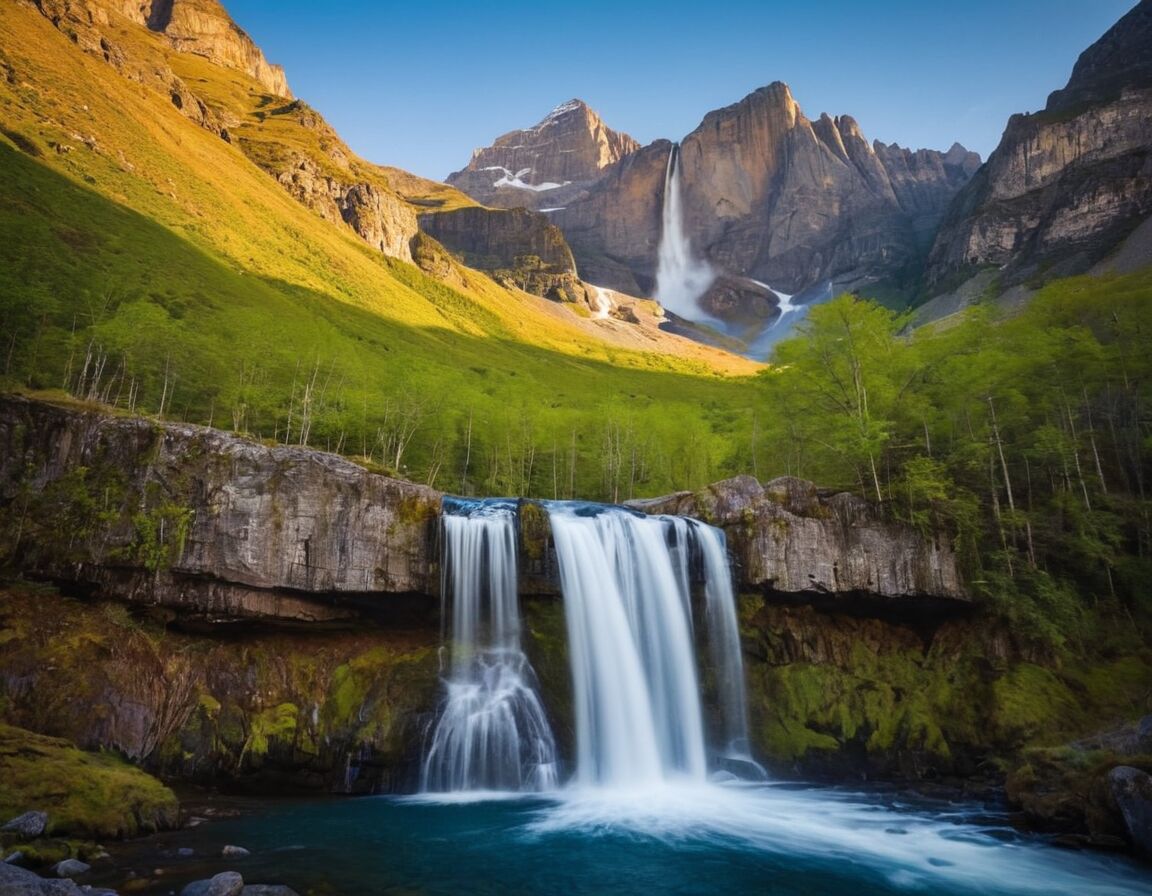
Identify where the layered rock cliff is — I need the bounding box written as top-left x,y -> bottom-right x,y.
925,0 -> 1152,295
0,396 -> 442,623
34,0 -> 290,97
418,206 -> 585,302
446,99 -> 640,212
4,395 -> 1148,798
0,395 -> 964,622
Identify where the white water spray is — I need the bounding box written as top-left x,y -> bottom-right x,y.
421,500 -> 558,792
592,285 -> 613,320
654,145 -> 714,319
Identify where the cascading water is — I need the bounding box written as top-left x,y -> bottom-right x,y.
654,144 -> 715,319
420,498 -> 558,792
545,503 -> 751,788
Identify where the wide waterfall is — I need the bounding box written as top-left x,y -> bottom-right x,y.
654,144 -> 714,319
545,503 -> 754,787
420,498 -> 558,792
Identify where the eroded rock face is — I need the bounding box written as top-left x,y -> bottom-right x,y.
627,475 -> 966,604
0,396 -> 440,621
506,86 -> 977,307
273,152 -> 418,263
0,397 -> 966,624
418,206 -> 584,301
926,0 -> 1152,293
34,0 -> 290,97
446,99 -> 639,212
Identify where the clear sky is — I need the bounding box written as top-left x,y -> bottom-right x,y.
223,0 -> 1135,182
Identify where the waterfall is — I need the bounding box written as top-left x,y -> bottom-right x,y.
545,503 -> 752,788
421,499 -> 558,792
654,144 -> 714,319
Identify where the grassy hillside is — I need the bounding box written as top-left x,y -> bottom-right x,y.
0,2 -> 757,500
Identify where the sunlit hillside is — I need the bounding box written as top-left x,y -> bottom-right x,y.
0,3 -> 758,500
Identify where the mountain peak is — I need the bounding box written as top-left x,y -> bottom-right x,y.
446,99 -> 639,210
1046,0 -> 1152,112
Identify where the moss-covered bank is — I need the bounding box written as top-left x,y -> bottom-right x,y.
0,723 -> 177,840
741,599 -> 1151,782
0,583 -> 440,794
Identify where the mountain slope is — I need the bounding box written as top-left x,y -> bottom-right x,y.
924,0 -> 1152,305
0,0 -> 758,502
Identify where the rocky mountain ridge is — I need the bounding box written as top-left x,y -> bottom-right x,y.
451,84 -> 980,320
923,0 -> 1152,310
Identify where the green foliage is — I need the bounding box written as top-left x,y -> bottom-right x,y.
757,275 -> 1152,648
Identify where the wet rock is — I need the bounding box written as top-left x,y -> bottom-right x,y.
180,871 -> 245,896
51,860 -> 89,879
0,861 -> 82,895
1108,766 -> 1152,855
221,845 -> 250,858
3,851 -> 24,865
1,813 -> 47,839
240,887 -> 301,896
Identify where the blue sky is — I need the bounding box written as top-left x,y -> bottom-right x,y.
224,1 -> 1134,181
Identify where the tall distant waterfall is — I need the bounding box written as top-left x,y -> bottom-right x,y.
546,503 -> 755,787
421,499 -> 558,792
654,144 -> 714,319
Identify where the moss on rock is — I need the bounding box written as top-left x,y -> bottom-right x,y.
0,724 -> 178,839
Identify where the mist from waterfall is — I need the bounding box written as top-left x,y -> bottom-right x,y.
654,145 -> 715,320
421,499 -> 558,792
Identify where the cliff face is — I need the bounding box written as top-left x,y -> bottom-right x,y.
34,0 -> 290,97
626,475 -> 966,606
4,397 -> 1147,793
925,0 -> 1152,293
459,86 -> 978,310
0,396 -> 441,622
446,100 -> 640,212
418,206 -> 585,302
0,396 -> 965,622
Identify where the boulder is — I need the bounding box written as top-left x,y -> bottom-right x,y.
50,860 -> 88,880
0,862 -> 82,895
0,813 -> 47,839
1109,765 -> 1152,855
181,871 -> 245,896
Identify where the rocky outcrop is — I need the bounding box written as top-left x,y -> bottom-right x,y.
149,0 -> 290,98
418,206 -> 584,301
925,0 -> 1152,295
0,395 -> 441,622
271,145 -> 418,263
0,585 -> 438,794
627,475 -> 966,606
34,0 -> 290,97
417,204 -> 585,299
446,99 -> 639,212
515,85 -> 979,310
0,397 -> 966,621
